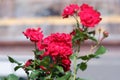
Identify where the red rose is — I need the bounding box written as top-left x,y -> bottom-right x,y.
41,33 -> 72,58
24,59 -> 33,67
80,3 -> 93,11
62,4 -> 79,18
37,41 -> 46,50
23,28 -> 43,42
40,66 -> 47,70
61,58 -> 71,71
79,4 -> 102,27
37,33 -> 73,72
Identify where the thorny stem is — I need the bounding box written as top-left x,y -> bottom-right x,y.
73,53 -> 77,80
90,37 -> 104,53
73,15 -> 79,29
72,14 -> 81,80
73,42 -> 81,80
34,42 -> 37,69
90,28 -> 104,53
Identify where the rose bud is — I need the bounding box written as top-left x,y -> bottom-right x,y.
24,59 -> 33,67
103,31 -> 109,38
40,66 -> 47,70
46,71 -> 51,74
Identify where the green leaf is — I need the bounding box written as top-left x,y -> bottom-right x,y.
8,56 -> 15,63
56,66 -> 64,73
78,55 -> 89,60
36,51 -> 44,55
88,30 -> 95,35
30,70 -> 40,79
88,36 -> 97,42
14,66 -> 22,71
25,66 -> 33,70
34,49 -> 44,55
79,62 -> 87,71
70,53 -> 76,60
56,72 -> 71,80
88,54 -> 96,58
95,46 -> 107,56
78,54 -> 96,61
40,56 -> 51,66
72,29 -> 87,42
7,74 -> 19,80
72,35 -> 80,42
8,56 -> 21,65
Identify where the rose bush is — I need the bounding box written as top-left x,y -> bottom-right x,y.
7,3 -> 108,80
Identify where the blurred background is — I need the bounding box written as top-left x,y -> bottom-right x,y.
0,0 -> 120,80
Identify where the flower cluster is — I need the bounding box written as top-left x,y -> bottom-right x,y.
39,33 -> 72,71
8,3 -> 108,80
62,3 -> 101,27
24,29 -> 73,72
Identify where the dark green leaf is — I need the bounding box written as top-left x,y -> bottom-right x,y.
79,62 -> 87,71
14,66 -> 22,71
56,72 -> 71,80
7,74 -> 19,80
8,56 -> 15,63
88,54 -> 96,58
88,30 -> 95,35
8,56 -> 21,65
78,54 -> 96,61
78,55 -> 89,60
95,46 -> 107,56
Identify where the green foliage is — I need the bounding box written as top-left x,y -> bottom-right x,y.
72,29 -> 88,42
8,56 -> 23,72
0,77 -> 5,80
14,66 -> 23,71
40,56 -> 51,66
78,54 -> 96,61
7,74 -> 19,80
30,70 -> 40,79
34,49 -> 44,55
8,56 -> 21,65
56,72 -> 71,80
70,53 -> 77,60
95,45 -> 107,56
56,66 -> 64,73
78,62 -> 87,71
